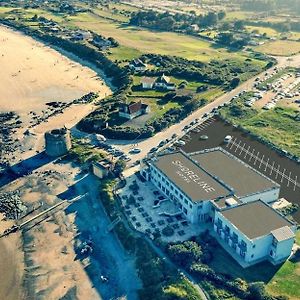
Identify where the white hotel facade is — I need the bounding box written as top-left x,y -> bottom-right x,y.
142,148 -> 296,267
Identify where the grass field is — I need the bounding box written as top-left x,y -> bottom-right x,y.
266,259 -> 300,300
225,10 -> 255,20
246,25 -> 279,37
64,12 -> 262,63
256,40 -> 300,56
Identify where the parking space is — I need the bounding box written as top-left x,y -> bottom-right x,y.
181,118 -> 300,222
225,138 -> 299,192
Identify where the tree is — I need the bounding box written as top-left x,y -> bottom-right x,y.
168,241 -> 202,267
247,282 -> 268,300
230,77 -> 240,88
114,159 -> 126,176
156,16 -> 176,31
218,32 -> 234,45
234,20 -> 245,30
217,11 -> 226,20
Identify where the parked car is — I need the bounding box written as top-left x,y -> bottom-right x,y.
130,148 -> 141,154
224,135 -> 232,143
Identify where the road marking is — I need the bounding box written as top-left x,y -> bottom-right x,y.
294,176 -> 298,191
270,161 -> 275,176
244,145 -> 251,159
254,151 -> 259,165
239,143 -> 246,156
287,171 -> 291,187
234,140 -> 241,153
281,168 -> 286,183
249,149 -> 256,162
264,158 -> 269,172
275,165 -> 280,179
222,137 -> 300,189
229,138 -> 236,150
259,154 -> 264,169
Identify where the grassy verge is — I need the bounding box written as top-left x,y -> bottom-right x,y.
67,139 -> 106,164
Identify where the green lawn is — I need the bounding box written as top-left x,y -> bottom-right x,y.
65,12 -> 260,62
225,10 -> 255,20
246,25 -> 279,37
296,230 -> 300,245
266,260 -> 300,300
255,40 -> 300,56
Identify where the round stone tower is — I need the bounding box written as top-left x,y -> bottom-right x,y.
44,127 -> 71,157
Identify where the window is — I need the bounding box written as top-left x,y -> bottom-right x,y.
189,204 -> 192,209
166,190 -> 170,196
252,244 -> 256,249
179,194 -> 183,200
166,181 -> 169,186
175,190 -> 178,195
232,232 -> 238,243
162,177 -> 165,182
158,183 -> 161,188
224,225 -> 230,234
158,173 -> 161,178
183,208 -> 187,215
170,186 -> 174,191
184,199 -> 188,204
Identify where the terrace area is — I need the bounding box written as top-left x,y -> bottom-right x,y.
117,169 -> 205,242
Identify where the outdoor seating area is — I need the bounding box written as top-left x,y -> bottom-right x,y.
117,172 -> 204,242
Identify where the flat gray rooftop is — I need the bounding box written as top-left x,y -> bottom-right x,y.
153,152 -> 231,203
191,149 -> 278,198
221,200 -> 293,240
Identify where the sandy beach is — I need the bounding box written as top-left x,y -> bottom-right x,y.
0,25 -> 112,165
0,25 -> 112,129
0,26 -> 142,300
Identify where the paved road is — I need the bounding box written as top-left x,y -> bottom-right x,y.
110,54 -> 300,162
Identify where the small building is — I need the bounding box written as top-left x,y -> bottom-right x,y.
92,36 -> 111,50
214,200 -> 296,267
44,127 -> 71,157
119,101 -> 150,120
190,24 -> 199,32
154,74 -> 176,91
129,59 -> 147,72
141,77 -> 156,89
93,159 -> 113,179
71,30 -> 92,41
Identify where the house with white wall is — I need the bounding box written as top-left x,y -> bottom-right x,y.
214,200 -> 296,267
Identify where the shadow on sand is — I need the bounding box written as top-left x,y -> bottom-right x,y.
0,151 -> 55,188
59,174 -> 140,300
